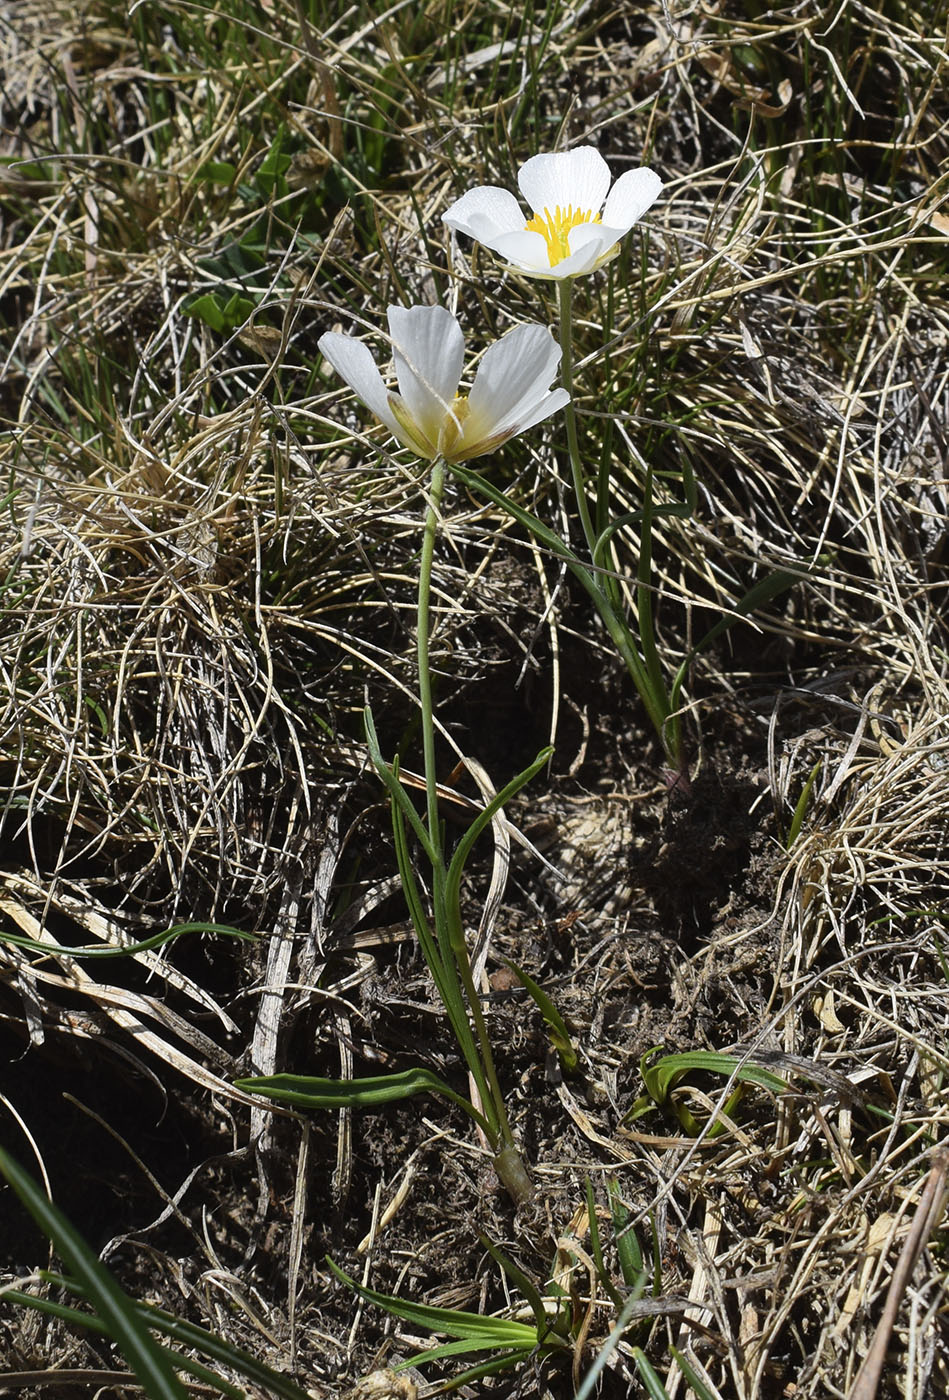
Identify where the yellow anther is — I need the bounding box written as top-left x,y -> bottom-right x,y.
524,204 -> 600,265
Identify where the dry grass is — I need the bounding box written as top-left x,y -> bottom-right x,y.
1,0 -> 948,1396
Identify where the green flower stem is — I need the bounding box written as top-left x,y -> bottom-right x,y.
413,456 -> 532,1202
557,281 -> 685,779
557,278 -> 597,559
417,456 -> 447,860
445,460 -> 680,775
414,460 -> 494,1117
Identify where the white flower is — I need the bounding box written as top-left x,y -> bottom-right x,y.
318,305 -> 569,462
442,146 -> 662,280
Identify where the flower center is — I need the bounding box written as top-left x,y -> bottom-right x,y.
524,204 -> 600,266
439,394 -> 470,458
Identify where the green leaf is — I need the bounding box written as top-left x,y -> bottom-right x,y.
326,1258 -> 547,1348
0,1150 -> 188,1400
256,129 -> 291,197
0,921 -> 254,961
640,1049 -> 788,1102
628,1048 -> 788,1137
787,758 -> 823,849
194,160 -> 236,184
444,746 -> 552,910
499,957 -> 577,1073
607,1178 -> 645,1288
585,1179 -> 624,1309
669,565 -> 804,718
670,1345 -> 723,1400
184,292 -> 226,332
477,1233 -> 561,1340
234,1068 -> 490,1134
12,1273 -> 315,1400
221,291 -> 254,324
632,1346 -> 672,1399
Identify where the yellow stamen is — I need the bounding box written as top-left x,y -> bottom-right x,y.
439,394 -> 470,458
524,204 -> 600,266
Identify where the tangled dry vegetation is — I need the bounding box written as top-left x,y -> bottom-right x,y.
1,0 -> 948,1396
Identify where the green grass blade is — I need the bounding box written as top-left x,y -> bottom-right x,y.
394,1337 -> 531,1366
631,1346 -> 672,1399
2,1290 -> 246,1400
14,1273 -> 316,1400
638,1048 -> 788,1105
0,1150 -> 188,1400
574,1293 -> 647,1400
444,747 -> 552,902
390,792 -> 456,1008
669,1345 -> 723,1400
584,1179 -> 623,1310
787,758 -> 823,849
607,1178 -> 645,1288
669,566 -> 803,717
364,704 -> 439,865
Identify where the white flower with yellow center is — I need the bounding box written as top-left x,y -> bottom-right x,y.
318,305 -> 569,462
442,146 -> 662,280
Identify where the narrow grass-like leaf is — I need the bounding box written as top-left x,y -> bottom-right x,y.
626,1049 -> 788,1137
396,1337 -> 531,1367
669,566 -> 804,719
787,758 -> 823,849
11,1273 -> 315,1400
669,1345 -> 723,1400
326,1258 -> 542,1347
2,1291 -> 246,1400
477,1233 -> 561,1340
574,1293 -> 648,1400
0,922 -> 255,960
499,957 -> 577,1072
0,1149 -> 188,1400
632,1346 -> 672,1399
446,463 -> 671,756
364,705 -> 439,865
607,1178 -> 645,1288
444,747 -> 552,903
234,1069 -> 491,1134
584,1179 -> 623,1309
390,788 -> 456,1010
388,770 -> 489,1113
639,1049 -> 789,1102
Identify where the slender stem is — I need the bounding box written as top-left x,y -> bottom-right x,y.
413,454 -> 532,1199
416,456 -> 491,1099
557,278 -> 597,558
417,456 -> 446,860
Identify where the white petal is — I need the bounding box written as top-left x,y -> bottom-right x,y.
505,386 -> 571,436
459,388 -> 570,461
487,229 -> 554,272
442,185 -> 525,242
319,331 -> 401,437
518,147 -> 611,217
602,167 -> 662,232
387,305 -> 464,449
465,323 -> 563,446
561,223 -> 615,274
